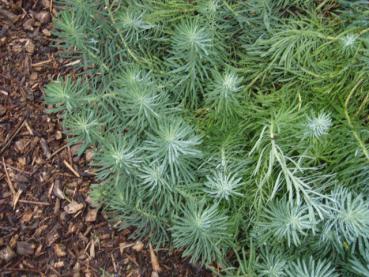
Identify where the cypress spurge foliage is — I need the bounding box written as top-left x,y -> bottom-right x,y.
46,0 -> 369,275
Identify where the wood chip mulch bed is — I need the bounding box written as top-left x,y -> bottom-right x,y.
0,1 -> 211,276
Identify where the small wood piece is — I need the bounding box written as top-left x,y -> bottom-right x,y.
149,243 -> 161,273
12,189 -> 22,209
49,144 -> 67,159
16,241 -> 35,256
18,199 -> 50,206
63,160 -> 80,177
31,59 -> 52,67
24,121 -> 33,135
0,117 -> 27,155
40,138 -> 51,159
0,89 -> 9,96
0,8 -> 19,23
2,158 -> 15,195
64,201 -> 83,214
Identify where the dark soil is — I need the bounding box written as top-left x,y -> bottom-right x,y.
0,1 -> 211,276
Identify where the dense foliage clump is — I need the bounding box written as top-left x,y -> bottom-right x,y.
46,0 -> 369,275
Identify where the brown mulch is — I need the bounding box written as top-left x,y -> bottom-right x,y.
0,1 -> 211,276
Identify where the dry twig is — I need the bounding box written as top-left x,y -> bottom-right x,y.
0,117 -> 27,155
63,160 -> 80,177
149,243 -> 161,273
2,157 -> 15,195
18,199 -> 50,206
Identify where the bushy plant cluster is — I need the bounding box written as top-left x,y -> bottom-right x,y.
46,0 -> 369,275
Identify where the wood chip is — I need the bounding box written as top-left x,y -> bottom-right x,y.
89,240 -> 95,258
41,0 -> 51,8
111,253 -> 117,272
24,120 -> 33,135
34,224 -> 48,237
53,244 -> 66,257
0,89 -> 9,96
54,198 -> 60,214
21,210 -> 33,223
23,18 -> 34,31
9,235 -> 18,248
83,226 -> 92,237
119,243 -> 126,255
55,130 -> 63,140
30,72 -> 38,81
64,60 -> 81,67
85,149 -> 94,162
13,189 -> 23,209
14,173 -> 28,183
2,158 -> 15,195
85,209 -> 98,222
18,157 -> 26,168
85,196 -> 94,206
53,179 -> 65,200
67,223 -> 77,235
132,241 -> 144,252
73,262 -> 81,277
35,11 -> 51,24
40,138 -> 51,159
15,138 -> 29,153
0,8 -> 19,23
25,39 -> 35,54
16,241 -> 35,256
42,30 -> 51,39
35,244 -> 43,257
64,201 -> 84,214
14,174 -> 29,190
149,243 -> 161,273
0,246 -> 16,262
46,226 -> 60,246
119,242 -> 134,255
32,59 -> 52,67
53,261 -> 64,268
18,199 -> 49,206
63,160 -> 80,178
100,234 -> 110,240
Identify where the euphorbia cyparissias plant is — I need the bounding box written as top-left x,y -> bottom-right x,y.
46,0 -> 369,275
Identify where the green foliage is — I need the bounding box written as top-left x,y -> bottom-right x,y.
255,198 -> 314,247
167,17 -> 221,106
204,170 -> 243,201
114,65 -> 171,132
94,134 -> 141,180
172,203 -> 231,265
255,248 -> 287,277
44,77 -> 88,112
63,108 -> 104,156
46,0 -> 369,274
286,257 -> 338,277
205,68 -> 243,126
348,247 -> 369,276
143,118 -> 202,183
324,188 -> 369,244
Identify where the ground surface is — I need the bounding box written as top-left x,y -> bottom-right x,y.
0,1 -> 210,276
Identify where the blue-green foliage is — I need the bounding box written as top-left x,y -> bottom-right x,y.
46,0 -> 369,274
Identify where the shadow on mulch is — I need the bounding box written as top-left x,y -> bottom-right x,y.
0,1 -> 212,276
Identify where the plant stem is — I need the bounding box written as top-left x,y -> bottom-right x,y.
105,0 -> 141,64
344,79 -> 369,162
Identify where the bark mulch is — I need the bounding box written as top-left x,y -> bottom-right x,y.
0,1 -> 211,276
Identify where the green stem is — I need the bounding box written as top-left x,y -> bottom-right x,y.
85,47 -> 109,71
105,0 -> 141,64
344,79 -> 369,162
222,0 -> 240,20
316,0 -> 331,11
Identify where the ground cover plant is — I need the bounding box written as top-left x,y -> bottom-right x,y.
45,0 -> 369,275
